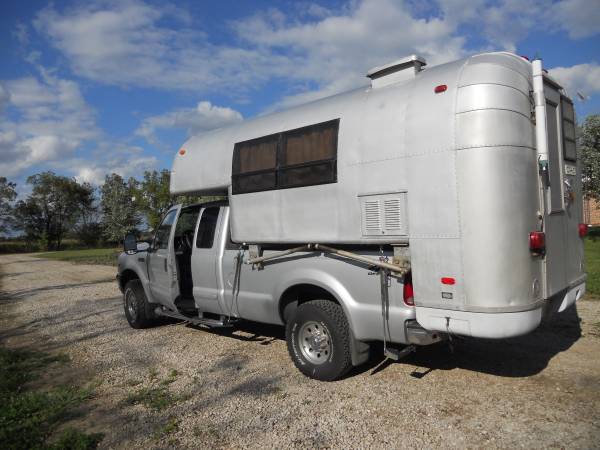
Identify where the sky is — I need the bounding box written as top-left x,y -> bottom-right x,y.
1,0 -> 599,196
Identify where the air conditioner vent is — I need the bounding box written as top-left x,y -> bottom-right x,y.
359,192 -> 408,237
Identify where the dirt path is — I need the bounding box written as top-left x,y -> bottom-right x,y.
1,253 -> 599,449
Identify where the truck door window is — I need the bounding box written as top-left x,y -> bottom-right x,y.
153,209 -> 177,250
196,207 -> 220,248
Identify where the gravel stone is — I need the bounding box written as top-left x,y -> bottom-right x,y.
1,253 -> 599,449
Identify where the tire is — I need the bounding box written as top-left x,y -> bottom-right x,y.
286,299 -> 352,381
123,279 -> 157,329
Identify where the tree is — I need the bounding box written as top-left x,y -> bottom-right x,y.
580,114 -> 600,199
100,173 -> 141,243
0,177 -> 17,235
12,172 -> 95,250
137,169 -> 172,230
136,169 -> 223,230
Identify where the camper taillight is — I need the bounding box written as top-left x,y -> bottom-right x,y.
403,275 -> 414,306
579,223 -> 588,238
529,231 -> 546,255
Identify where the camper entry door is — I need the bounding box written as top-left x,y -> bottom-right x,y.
542,83 -> 582,298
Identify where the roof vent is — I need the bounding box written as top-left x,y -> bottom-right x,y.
367,55 -> 426,88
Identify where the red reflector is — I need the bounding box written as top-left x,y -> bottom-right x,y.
403,274 -> 414,306
434,84 -> 447,93
441,277 -> 455,285
579,223 -> 588,238
529,231 -> 545,253
179,148 -> 186,155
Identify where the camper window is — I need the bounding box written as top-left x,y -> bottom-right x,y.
196,207 -> 220,249
232,119 -> 339,194
279,120 -> 338,188
561,97 -> 576,161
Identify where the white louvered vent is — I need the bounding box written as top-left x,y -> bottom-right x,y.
359,192 -> 408,237
364,200 -> 381,233
383,198 -> 402,231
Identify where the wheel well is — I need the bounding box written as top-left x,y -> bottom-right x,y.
119,269 -> 140,292
278,284 -> 339,323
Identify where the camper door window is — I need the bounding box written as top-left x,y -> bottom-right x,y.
561,97 -> 576,162
232,119 -> 339,194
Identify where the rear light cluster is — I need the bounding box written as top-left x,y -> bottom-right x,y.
579,223 -> 588,238
529,231 -> 545,256
403,273 -> 414,306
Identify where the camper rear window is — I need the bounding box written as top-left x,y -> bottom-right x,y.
232,119 -> 339,194
561,97 -> 576,161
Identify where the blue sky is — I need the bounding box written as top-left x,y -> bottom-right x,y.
1,0 -> 599,195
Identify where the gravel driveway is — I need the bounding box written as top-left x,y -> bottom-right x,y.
1,253 -> 599,449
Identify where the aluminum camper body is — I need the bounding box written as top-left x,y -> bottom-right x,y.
170,51 -> 585,339
117,52 -> 586,380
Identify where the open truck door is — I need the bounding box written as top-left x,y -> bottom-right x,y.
147,205 -> 182,309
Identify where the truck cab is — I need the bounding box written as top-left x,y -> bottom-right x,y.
117,201 -> 441,381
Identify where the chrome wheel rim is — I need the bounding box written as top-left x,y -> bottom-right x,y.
298,321 -> 331,365
125,290 -> 138,321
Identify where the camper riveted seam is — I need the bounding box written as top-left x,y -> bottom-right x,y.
458,81 -> 530,97
453,57 -> 469,307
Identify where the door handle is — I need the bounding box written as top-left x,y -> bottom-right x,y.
164,259 -> 167,272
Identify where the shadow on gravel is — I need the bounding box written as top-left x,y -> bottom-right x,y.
0,280 -> 115,303
373,304 -> 583,379
189,305 -> 582,380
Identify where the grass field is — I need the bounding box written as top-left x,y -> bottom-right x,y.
0,347 -> 103,449
35,248 -> 121,266
585,239 -> 600,298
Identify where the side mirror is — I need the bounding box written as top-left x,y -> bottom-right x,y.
124,233 -> 138,253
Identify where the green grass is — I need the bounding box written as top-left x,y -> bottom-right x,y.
0,239 -> 87,254
35,248 -> 121,266
0,347 -> 103,450
585,238 -> 600,298
124,369 -> 180,411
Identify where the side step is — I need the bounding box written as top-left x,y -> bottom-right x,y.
384,345 -> 416,361
155,307 -> 234,328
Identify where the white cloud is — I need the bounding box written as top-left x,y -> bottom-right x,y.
0,84 -> 9,112
69,144 -> 159,185
550,63 -> 600,100
0,70 -> 99,178
234,0 -> 468,109
34,0 -> 282,94
553,0 -> 600,39
136,101 -> 243,146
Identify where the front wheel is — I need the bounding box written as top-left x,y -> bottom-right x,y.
286,299 -> 352,381
123,279 -> 157,329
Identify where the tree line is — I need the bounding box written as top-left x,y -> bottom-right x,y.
0,169 -> 217,251
0,114 -> 599,251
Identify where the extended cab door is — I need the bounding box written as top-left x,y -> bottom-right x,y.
190,206 -> 222,314
147,205 -> 181,308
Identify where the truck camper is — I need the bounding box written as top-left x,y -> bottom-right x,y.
117,52 -> 587,381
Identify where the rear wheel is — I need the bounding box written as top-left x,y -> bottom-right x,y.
286,299 -> 352,381
123,279 -> 157,329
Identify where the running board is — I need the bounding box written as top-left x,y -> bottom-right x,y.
155,307 -> 234,328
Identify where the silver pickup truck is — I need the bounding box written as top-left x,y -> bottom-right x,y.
117,201 -> 441,381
